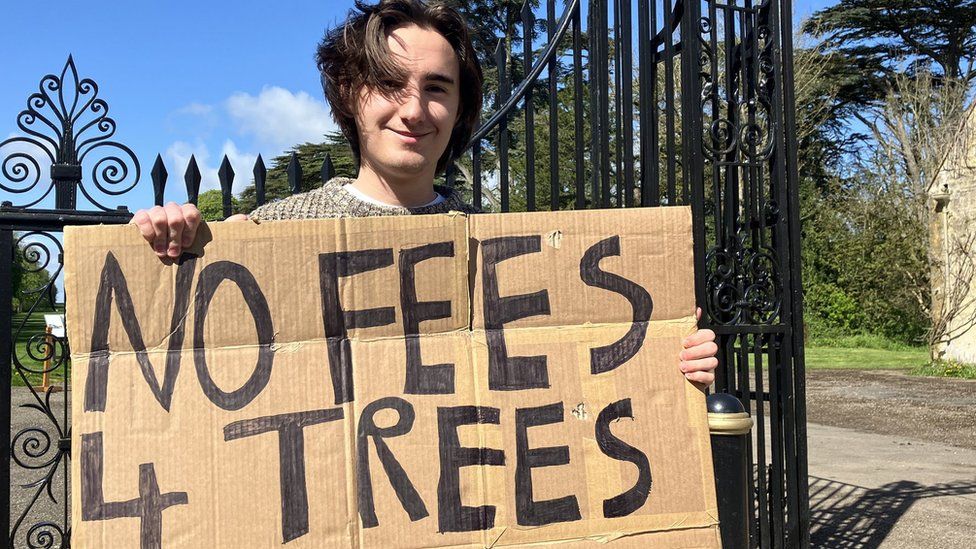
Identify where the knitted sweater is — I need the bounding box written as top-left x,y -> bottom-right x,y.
248,177 -> 478,220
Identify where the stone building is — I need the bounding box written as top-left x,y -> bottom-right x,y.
928,102 -> 976,364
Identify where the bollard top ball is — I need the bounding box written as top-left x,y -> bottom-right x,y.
707,392 -> 746,414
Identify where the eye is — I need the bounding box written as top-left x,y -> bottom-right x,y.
427,85 -> 447,93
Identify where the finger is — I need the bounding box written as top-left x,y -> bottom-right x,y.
696,307 -> 702,321
163,202 -> 185,258
680,341 -> 718,361
180,203 -> 201,248
225,213 -> 249,222
684,371 -> 714,385
680,357 -> 719,374
131,210 -> 156,244
682,328 -> 716,348
147,206 -> 169,257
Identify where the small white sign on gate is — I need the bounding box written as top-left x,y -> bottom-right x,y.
44,314 -> 65,339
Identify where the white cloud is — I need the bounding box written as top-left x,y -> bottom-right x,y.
1,132 -> 54,202
160,86 -> 335,199
218,140 -> 258,194
1,132 -> 54,164
175,102 -> 214,116
164,139 -> 256,195
165,102 -> 219,136
164,140 -> 212,192
226,86 -> 336,151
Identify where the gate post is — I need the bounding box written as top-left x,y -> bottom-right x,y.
1,227 -> 13,540
709,392 -> 754,549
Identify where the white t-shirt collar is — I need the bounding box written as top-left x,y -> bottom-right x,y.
343,183 -> 445,208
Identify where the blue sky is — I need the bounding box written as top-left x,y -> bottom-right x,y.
0,0 -> 835,213
1,0 -> 358,211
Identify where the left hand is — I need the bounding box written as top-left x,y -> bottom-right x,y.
679,308 -> 718,386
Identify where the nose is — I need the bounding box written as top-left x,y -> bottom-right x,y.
397,88 -> 425,126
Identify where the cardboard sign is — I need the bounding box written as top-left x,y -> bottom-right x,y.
65,208 -> 719,548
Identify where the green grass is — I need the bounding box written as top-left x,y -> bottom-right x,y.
805,345 -> 930,370
808,333 -> 921,351
807,334 -> 976,378
910,359 -> 976,380
9,310 -> 69,387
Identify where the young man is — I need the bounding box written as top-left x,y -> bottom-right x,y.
131,0 -> 718,383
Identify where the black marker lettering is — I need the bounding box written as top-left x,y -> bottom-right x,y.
595,399 -> 652,517
84,252 -> 196,412
481,236 -> 550,390
193,261 -> 275,411
223,408 -> 344,543
319,249 -> 396,404
515,402 -> 581,526
400,242 -> 455,394
81,432 -> 188,549
357,397 -> 428,527
437,406 -> 505,532
580,236 -> 653,374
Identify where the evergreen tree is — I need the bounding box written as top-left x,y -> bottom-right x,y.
804,0 -> 976,110
236,132 -> 357,214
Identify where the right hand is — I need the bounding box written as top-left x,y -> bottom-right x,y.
131,203 -> 248,259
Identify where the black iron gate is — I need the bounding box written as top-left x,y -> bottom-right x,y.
2,1 -> 807,547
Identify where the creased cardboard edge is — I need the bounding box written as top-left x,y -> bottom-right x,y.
66,209 -> 713,548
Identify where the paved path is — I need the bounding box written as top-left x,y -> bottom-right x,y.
807,421 -> 976,549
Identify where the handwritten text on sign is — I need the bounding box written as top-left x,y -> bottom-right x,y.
66,208 -> 719,548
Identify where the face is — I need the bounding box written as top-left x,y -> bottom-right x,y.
354,24 -> 461,182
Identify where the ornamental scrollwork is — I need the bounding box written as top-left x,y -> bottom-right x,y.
698,2 -> 775,165
8,231 -> 72,548
705,222 -> 782,325
23,523 -> 68,549
698,1 -> 783,326
0,55 -> 139,210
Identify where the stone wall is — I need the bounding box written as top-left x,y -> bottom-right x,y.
930,105 -> 976,364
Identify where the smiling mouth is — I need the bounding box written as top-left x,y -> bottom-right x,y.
390,129 -> 431,138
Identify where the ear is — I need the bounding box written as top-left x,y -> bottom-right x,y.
346,85 -> 359,116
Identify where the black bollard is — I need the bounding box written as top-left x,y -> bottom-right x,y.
708,393 -> 753,549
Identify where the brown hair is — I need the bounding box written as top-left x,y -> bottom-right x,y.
316,0 -> 483,175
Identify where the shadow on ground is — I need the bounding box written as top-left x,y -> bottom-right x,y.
808,476 -> 976,548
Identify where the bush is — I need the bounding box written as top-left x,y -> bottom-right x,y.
910,359 -> 976,379
197,189 -> 239,222
802,278 -> 927,346
804,282 -> 865,335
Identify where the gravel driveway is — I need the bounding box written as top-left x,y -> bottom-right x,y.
7,385 -> 70,549
805,369 -> 976,449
